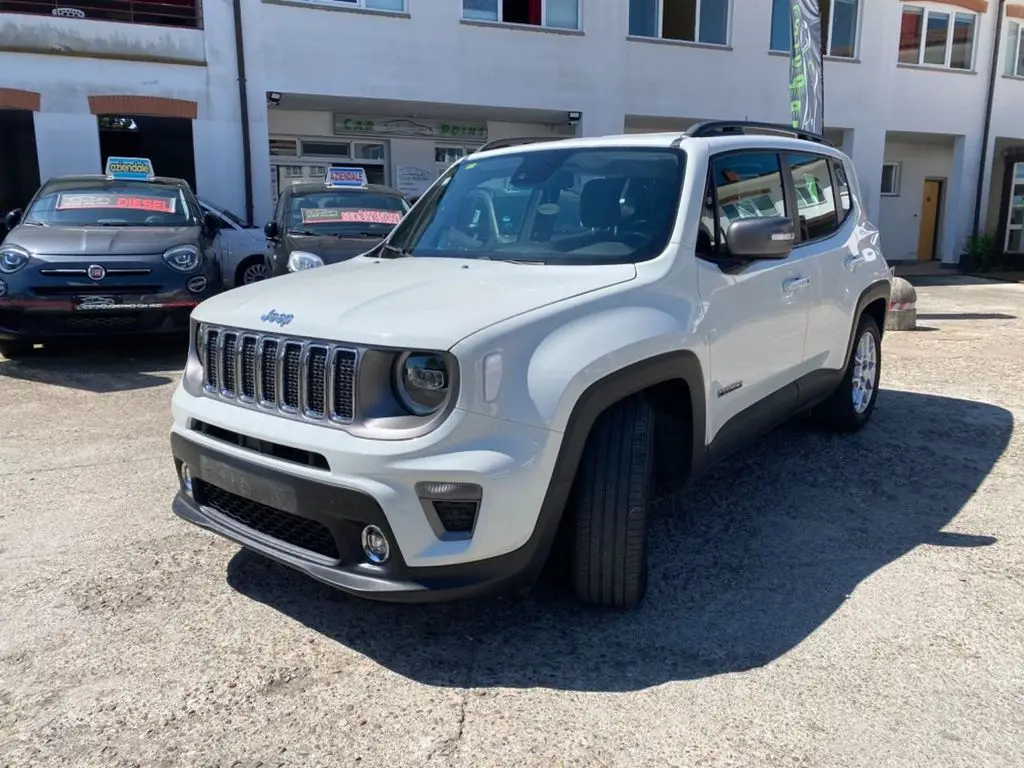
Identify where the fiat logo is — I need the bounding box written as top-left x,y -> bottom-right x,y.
87,264 -> 106,281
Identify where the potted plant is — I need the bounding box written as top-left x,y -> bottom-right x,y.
961,232 -> 997,272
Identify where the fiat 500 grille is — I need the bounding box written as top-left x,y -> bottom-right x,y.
199,325 -> 357,424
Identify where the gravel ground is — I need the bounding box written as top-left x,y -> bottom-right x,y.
2,276 -> 1023,768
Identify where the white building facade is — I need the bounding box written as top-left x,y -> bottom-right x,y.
3,0 -> 1024,266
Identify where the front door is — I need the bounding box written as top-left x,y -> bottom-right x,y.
917,179 -> 942,261
699,150 -> 811,445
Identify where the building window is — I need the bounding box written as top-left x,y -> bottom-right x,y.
335,0 -> 406,10
881,162 -> 901,196
769,0 -> 859,58
1,0 -> 201,28
898,5 -> 976,70
628,0 -> 730,46
1004,20 -> 1024,77
462,0 -> 580,30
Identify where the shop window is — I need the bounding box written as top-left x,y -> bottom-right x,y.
354,143 -> 386,160
898,5 -> 976,71
1004,20 -> 1024,77
881,162 -> 901,197
299,140 -> 351,158
462,0 -> 579,30
1005,163 -> 1024,253
628,0 -> 729,46
769,0 -> 859,58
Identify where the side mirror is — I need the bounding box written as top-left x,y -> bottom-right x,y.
4,209 -> 23,230
264,221 -> 280,239
725,217 -> 795,260
202,211 -> 221,236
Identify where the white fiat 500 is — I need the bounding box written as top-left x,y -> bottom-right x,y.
169,121 -> 891,609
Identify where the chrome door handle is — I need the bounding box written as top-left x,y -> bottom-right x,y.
782,276 -> 810,294
844,254 -> 866,272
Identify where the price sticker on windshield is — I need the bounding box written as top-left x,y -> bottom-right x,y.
300,208 -> 403,225
56,193 -> 176,213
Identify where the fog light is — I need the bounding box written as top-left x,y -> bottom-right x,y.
180,463 -> 194,497
0,279 -> 7,298
187,276 -> 208,293
361,525 -> 390,564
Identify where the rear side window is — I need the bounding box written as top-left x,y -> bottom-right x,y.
831,159 -> 853,223
785,153 -> 839,242
699,151 -> 787,257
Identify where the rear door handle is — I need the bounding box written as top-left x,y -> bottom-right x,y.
845,254 -> 866,272
782,276 -> 810,294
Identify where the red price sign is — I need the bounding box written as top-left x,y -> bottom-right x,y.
300,208 -> 403,225
56,193 -> 177,213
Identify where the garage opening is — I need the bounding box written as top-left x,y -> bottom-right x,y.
98,115 -> 196,191
0,108 -> 41,219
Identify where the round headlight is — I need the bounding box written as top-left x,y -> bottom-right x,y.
393,351 -> 450,416
0,246 -> 30,274
287,251 -> 324,271
163,245 -> 202,272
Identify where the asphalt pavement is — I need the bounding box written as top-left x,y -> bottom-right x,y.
1,275 -> 1023,768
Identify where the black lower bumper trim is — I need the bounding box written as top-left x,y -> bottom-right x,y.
169,433 -> 541,603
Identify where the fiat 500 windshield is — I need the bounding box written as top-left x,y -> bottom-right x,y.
21,180 -> 196,228
287,191 -> 406,234
385,147 -> 685,265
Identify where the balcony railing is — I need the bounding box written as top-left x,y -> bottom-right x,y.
0,0 -> 202,29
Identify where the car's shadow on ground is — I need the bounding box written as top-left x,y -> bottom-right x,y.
225,389 -> 1012,692
0,336 -> 186,393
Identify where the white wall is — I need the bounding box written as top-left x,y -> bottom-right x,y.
879,141 -> 954,262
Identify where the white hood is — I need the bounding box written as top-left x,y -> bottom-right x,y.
193,255 -> 637,350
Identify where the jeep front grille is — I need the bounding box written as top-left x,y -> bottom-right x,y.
199,324 -> 357,424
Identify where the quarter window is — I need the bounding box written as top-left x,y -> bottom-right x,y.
831,159 -> 853,223
462,0 -> 580,30
1004,20 -> 1024,77
898,5 -> 977,70
628,0 -> 730,46
702,152 -> 787,256
769,0 -> 859,58
786,153 -> 840,242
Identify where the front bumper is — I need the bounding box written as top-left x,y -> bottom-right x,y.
169,390 -> 565,602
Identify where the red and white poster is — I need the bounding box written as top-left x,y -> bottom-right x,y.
300,208 -> 403,225
56,193 -> 177,214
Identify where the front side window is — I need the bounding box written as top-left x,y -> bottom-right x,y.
386,147 -> 685,265
898,5 -> 976,70
285,190 -> 407,234
702,151 -> 787,256
786,153 -> 840,242
769,0 -> 859,58
462,0 -> 580,30
1004,20 -> 1024,77
22,180 -> 197,228
629,0 -> 729,46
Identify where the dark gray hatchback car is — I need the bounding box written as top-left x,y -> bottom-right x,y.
263,178 -> 410,278
0,172 -> 222,358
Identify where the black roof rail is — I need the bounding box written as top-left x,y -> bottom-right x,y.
474,136 -> 567,154
674,120 -> 834,147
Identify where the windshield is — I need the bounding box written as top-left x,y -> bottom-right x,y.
23,180 -> 197,228
285,190 -> 408,235
386,147 -> 684,265
201,198 -> 247,228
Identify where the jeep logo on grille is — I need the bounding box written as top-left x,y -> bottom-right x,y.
87,264 -> 106,281
260,309 -> 294,327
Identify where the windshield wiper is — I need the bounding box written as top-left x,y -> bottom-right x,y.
380,243 -> 410,259
288,229 -> 321,236
22,220 -> 48,226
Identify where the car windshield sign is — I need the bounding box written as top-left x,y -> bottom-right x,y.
325,166 -> 369,189
385,147 -> 685,266
105,156 -> 155,181
23,179 -> 194,228
286,190 -> 406,233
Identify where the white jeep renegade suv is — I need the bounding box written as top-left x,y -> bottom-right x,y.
169,121 -> 891,609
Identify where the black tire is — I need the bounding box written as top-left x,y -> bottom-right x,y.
569,395 -> 655,609
814,313 -> 882,433
235,255 -> 269,286
0,340 -> 33,360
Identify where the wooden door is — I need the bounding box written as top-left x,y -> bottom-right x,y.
917,179 -> 942,261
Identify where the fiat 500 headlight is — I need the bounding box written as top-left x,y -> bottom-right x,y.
287,251 -> 324,271
0,245 -> 31,274
163,245 -> 202,272
393,351 -> 451,416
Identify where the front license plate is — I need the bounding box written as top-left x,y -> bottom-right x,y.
74,295 -> 120,311
199,456 -> 299,514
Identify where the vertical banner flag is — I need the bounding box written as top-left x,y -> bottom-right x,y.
789,0 -> 825,135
